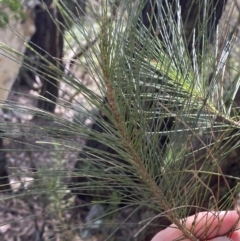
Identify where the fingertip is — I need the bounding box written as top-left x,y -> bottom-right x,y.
230,230 -> 240,241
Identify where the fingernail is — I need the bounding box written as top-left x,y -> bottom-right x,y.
210,237 -> 233,241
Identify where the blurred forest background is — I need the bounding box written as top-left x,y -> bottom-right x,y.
0,0 -> 239,241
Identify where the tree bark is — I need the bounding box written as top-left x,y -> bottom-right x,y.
20,0 -> 86,113
141,0 -> 228,56
0,130 -> 10,192
25,1 -> 64,113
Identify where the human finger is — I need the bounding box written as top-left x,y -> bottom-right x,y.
151,211 -> 239,241
229,229 -> 240,241
183,211 -> 239,240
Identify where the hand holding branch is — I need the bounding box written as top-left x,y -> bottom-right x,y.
151,211 -> 240,241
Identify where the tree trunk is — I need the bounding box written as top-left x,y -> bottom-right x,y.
20,0 -> 86,113
25,1 -> 64,113
0,130 -> 10,192
141,0 -> 228,56
0,3 -> 37,191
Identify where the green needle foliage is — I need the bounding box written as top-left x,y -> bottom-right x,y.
1,0 -> 240,240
